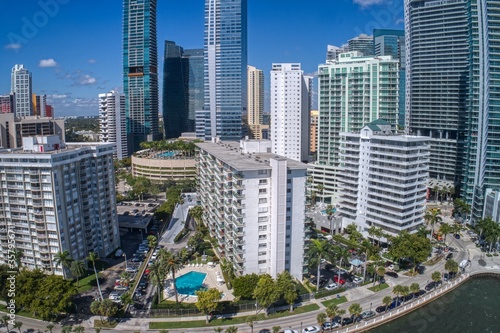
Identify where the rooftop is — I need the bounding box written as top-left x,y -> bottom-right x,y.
196,141 -> 308,171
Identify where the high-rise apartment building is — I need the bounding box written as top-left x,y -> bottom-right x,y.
33,94 -> 47,117
0,94 -> 15,114
310,110 -> 318,154
123,0 -> 160,154
338,120 -> 429,238
99,91 -> 128,160
374,29 -> 406,129
196,138 -> 307,280
11,64 -> 33,117
196,0 -> 248,141
270,63 -> 312,163
247,65 -> 267,140
310,52 -> 399,203
0,136 -> 120,276
162,41 -> 203,139
348,34 -> 374,56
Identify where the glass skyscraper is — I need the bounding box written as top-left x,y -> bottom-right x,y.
196,0 -> 248,141
162,41 -> 203,139
11,64 -> 33,117
123,0 -> 160,154
374,29 -> 406,129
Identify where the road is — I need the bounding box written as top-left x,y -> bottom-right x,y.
159,193 -> 198,246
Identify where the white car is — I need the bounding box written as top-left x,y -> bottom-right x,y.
325,283 -> 338,290
283,330 -> 298,333
302,326 -> 321,333
353,276 -> 364,284
125,267 -> 138,273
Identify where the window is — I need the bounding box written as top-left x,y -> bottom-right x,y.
259,179 -> 267,185
258,243 -> 267,248
258,260 -> 267,264
258,225 -> 267,231
259,188 -> 267,194
259,235 -> 267,240
259,198 -> 267,204
258,216 -> 268,222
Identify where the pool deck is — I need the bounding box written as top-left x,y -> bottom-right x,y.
164,263 -> 234,303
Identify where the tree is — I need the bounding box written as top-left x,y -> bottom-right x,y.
337,309 -> 346,327
326,204 -> 336,234
95,328 -> 101,333
148,260 -> 166,305
392,285 -> 404,302
70,260 -> 86,287
1,314 -> 10,333
306,239 -> 335,291
232,274 -> 260,300
272,326 -> 281,333
13,321 -> 22,333
432,271 -> 442,283
399,285 -> 410,303
388,231 -> 432,273
445,259 -> 459,275
410,283 -> 420,295
120,271 -> 132,287
29,275 -> 78,321
253,274 -> 280,317
376,266 -> 386,284
439,223 -> 454,247
61,325 -> 73,333
46,323 -> 55,333
120,292 -> 134,307
214,328 -> 224,333
91,300 -> 104,323
424,208 -> 443,240
276,270 -> 298,312
348,303 -> 363,318
246,315 -> 258,333
189,205 -> 204,223
382,296 -> 392,312
99,299 -> 118,322
12,248 -> 23,268
335,245 -> 350,286
225,326 -> 238,333
147,235 -> 158,249
317,184 -> 325,203
345,223 -> 358,235
416,225 -> 430,239
164,252 -> 183,303
326,304 -> 341,323
87,252 -> 103,301
317,312 -> 327,329
54,250 -> 73,278
367,225 -> 378,245
195,288 -> 222,324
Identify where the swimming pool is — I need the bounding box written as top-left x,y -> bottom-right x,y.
175,271 -> 207,295
156,151 -> 176,158
321,208 -> 336,215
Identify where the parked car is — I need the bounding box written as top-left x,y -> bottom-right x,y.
333,276 -> 346,285
131,256 -> 142,263
302,326 -> 320,333
360,310 -> 376,319
325,283 -> 338,291
353,276 -> 363,284
322,321 -> 339,330
341,317 -> 353,326
454,234 -> 460,239
258,330 -> 271,333
402,293 -> 414,302
425,282 -> 437,291
115,285 -> 129,291
385,271 -> 399,278
125,267 -> 138,273
283,330 -> 298,333
414,289 -> 426,297
375,305 -> 387,313
446,253 -> 453,260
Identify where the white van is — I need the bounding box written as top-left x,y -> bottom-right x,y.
459,259 -> 469,268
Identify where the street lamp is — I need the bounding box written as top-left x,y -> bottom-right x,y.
123,253 -> 128,270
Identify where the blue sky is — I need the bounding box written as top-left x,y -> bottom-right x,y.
0,0 -> 404,116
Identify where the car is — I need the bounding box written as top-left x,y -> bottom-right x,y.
123,211 -> 129,216
322,321 -> 339,330
459,259 -> 470,269
454,234 -> 460,239
125,267 -> 138,273
390,298 -> 402,309
375,305 -> 387,313
114,285 -> 129,291
379,277 -> 386,284
425,282 -> 438,291
446,253 -> 453,260
283,330 -> 298,333
353,276 -> 363,284
360,310 -> 376,319
443,272 -> 456,281
333,276 -> 346,285
385,271 -> 399,278
131,256 -> 142,263
325,283 -> 338,291
402,293 -> 414,302
341,317 -> 353,326
258,330 -> 271,333
416,265 -> 426,274
414,289 -> 426,297
302,326 -> 320,333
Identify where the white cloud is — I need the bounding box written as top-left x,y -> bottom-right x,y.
88,59 -> 96,64
39,59 -> 58,67
49,94 -> 67,99
353,0 -> 388,7
5,43 -> 21,50
80,75 -> 96,85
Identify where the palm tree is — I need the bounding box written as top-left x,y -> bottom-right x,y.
348,303 -> 363,319
54,250 -> 73,278
148,260 -> 165,305
439,223 -> 454,247
87,251 -> 103,301
164,252 -> 183,303
399,285 -> 410,304
445,259 -> 459,276
367,225 -> 378,245
12,248 -> 23,268
147,235 -> 158,249
307,239 -> 335,291
382,296 -> 392,312
337,309 -> 346,327
326,204 -> 336,234
2,315 -> 10,332
120,271 -> 132,287
376,266 -> 386,284
214,328 -> 224,333
46,323 -> 55,333
70,260 -> 86,287
225,326 -> 238,333
13,321 -> 22,333
316,312 -> 327,330
424,208 -> 443,240
73,325 -> 85,333
317,184 -> 325,204
246,315 -> 257,333
326,304 -> 341,323
392,285 -> 404,302
416,225 -> 430,239
272,326 -> 281,333
410,283 -> 420,295
335,246 -> 350,286
431,271 -> 442,283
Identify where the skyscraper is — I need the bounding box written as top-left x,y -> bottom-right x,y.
348,34 -> 374,56
196,0 -> 248,141
99,90 -> 128,160
162,41 -> 203,139
33,94 -> 47,117
374,29 -> 406,129
311,52 -> 399,203
0,94 -> 15,114
270,63 -> 312,163
123,0 -> 160,154
11,64 -> 33,117
247,65 -> 266,139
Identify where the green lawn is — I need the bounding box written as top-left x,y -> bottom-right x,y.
75,272 -> 101,293
321,296 -> 348,308
368,283 -> 389,292
149,304 -> 320,329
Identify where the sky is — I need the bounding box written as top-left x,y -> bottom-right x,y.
0,0 -> 404,117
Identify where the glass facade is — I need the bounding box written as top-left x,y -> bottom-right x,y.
123,0 -> 159,154
196,0 -> 248,140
